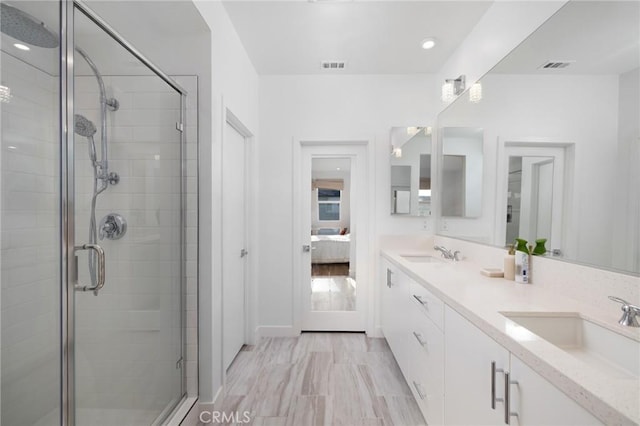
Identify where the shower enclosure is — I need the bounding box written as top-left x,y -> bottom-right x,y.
1,1 -> 189,424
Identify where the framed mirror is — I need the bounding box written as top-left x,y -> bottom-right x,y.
390,127 -> 432,216
436,0 -> 639,275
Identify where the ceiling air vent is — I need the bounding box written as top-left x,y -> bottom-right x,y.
539,60 -> 575,70
321,61 -> 346,70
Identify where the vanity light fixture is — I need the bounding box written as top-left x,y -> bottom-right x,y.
0,85 -> 12,103
421,38 -> 436,50
13,43 -> 30,51
406,126 -> 419,136
441,75 -> 465,102
469,82 -> 482,103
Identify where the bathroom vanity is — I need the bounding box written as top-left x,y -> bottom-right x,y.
380,247 -> 640,425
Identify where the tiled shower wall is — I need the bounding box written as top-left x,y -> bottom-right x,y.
1,52 -> 197,424
1,54 -> 60,425
74,74 -> 198,415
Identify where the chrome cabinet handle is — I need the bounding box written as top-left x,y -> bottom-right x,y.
75,244 -> 106,295
491,361 -> 504,409
504,372 -> 518,424
413,331 -> 427,347
386,269 -> 393,288
413,294 -> 428,307
412,381 -> 426,400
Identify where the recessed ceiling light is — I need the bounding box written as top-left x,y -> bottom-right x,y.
14,43 -> 30,51
421,38 -> 436,50
336,167 -> 341,171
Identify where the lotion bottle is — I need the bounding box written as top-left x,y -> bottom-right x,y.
504,244 -> 516,280
514,238 -> 529,284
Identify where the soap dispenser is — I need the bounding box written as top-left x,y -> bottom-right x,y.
514,238 -> 529,284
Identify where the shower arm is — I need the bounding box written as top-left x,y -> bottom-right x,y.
75,47 -> 109,176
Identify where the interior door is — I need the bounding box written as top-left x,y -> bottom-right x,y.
222,121 -> 247,370
298,144 -> 368,331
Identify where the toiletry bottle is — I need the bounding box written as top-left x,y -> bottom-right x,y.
504,244 -> 516,280
514,238 -> 529,284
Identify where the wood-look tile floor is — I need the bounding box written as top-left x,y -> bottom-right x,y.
311,263 -> 350,277
201,333 -> 426,426
311,277 -> 356,311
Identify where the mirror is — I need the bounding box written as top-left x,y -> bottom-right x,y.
441,127 -> 484,217
437,0 -> 639,275
390,127 -> 432,216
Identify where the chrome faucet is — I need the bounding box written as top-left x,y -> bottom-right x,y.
434,245 -> 462,261
608,296 -> 640,327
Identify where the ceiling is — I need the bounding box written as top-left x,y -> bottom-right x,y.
491,1 -> 640,75
221,0 -> 493,75
313,157 -> 352,173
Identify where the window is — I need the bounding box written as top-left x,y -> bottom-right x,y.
317,188 -> 341,221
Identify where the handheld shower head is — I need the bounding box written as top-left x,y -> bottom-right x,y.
74,114 -> 98,164
74,114 -> 97,137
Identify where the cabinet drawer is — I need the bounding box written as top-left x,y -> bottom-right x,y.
409,308 -> 444,397
409,380 -> 444,426
410,280 -> 444,330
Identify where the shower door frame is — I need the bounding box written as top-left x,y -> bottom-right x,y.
60,1 -> 188,424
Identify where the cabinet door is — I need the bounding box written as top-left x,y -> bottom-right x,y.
444,306 -> 509,425
381,260 -> 409,374
509,356 -> 602,426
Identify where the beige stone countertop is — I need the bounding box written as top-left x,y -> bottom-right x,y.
381,249 -> 640,426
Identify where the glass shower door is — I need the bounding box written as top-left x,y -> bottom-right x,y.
1,2 -> 62,425
71,5 -> 184,425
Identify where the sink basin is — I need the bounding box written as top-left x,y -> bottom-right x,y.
400,255 -> 439,263
502,312 -> 640,379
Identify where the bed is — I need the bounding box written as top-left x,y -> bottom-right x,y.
311,233 -> 350,264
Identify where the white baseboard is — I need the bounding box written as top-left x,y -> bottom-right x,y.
255,325 -> 298,338
369,325 -> 384,338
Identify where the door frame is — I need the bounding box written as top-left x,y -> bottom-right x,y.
221,106 -> 256,368
292,139 -> 373,334
495,138 -> 574,253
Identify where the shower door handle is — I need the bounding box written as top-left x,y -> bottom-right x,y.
74,243 -> 106,295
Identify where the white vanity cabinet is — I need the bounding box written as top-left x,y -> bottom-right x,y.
380,258 -> 444,424
444,304 -> 509,425
381,258 -> 410,373
508,356 -> 602,426
444,305 -> 603,426
408,288 -> 445,425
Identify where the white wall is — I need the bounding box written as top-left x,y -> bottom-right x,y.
437,73 -> 620,268
193,0 -> 259,406
258,74 -> 437,333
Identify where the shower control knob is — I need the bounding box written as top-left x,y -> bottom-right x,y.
107,172 -> 120,185
99,213 -> 127,240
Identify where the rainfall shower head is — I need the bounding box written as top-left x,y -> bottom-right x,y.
74,114 -> 97,137
0,3 -> 59,49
